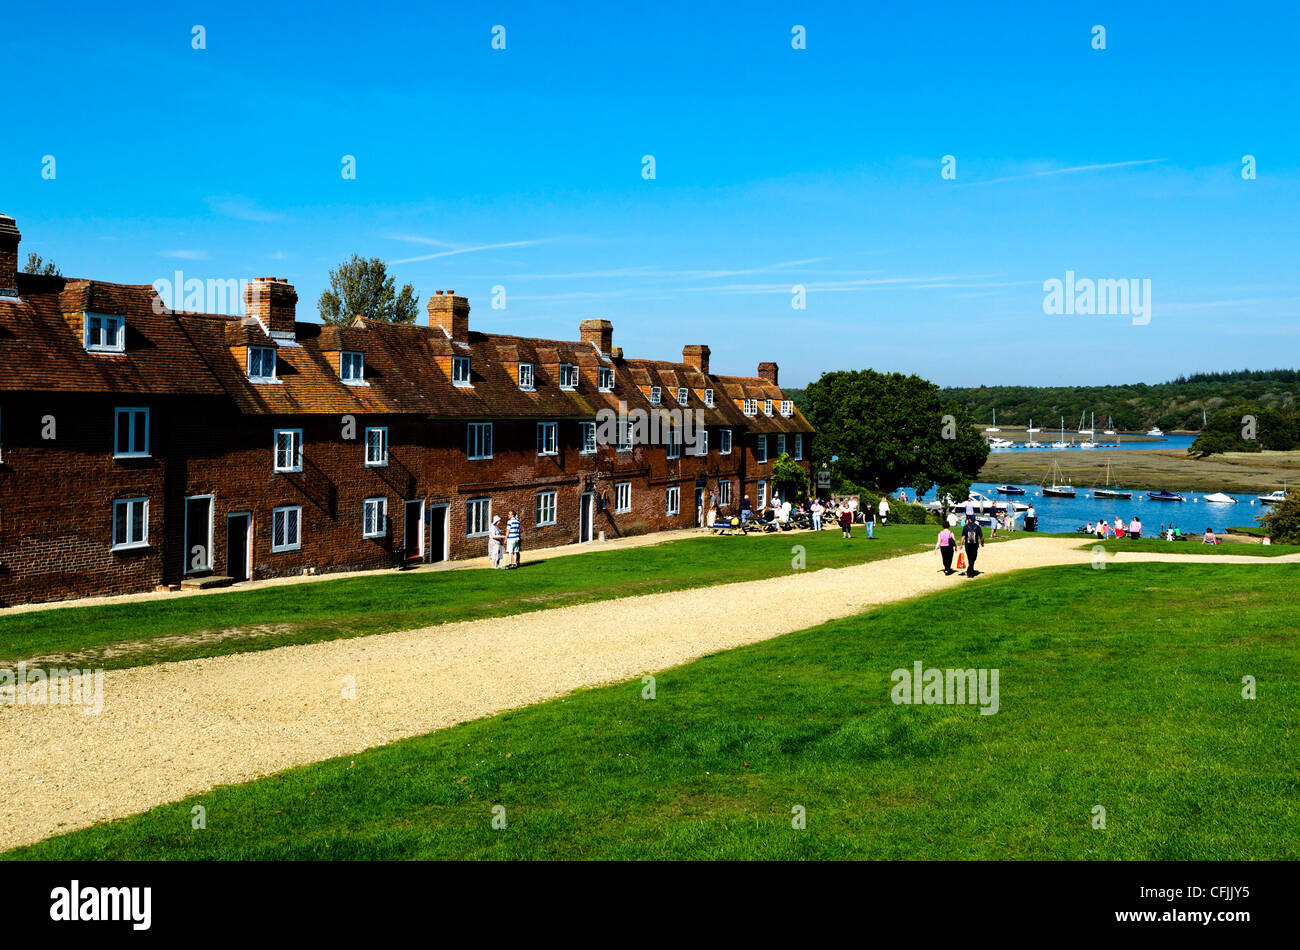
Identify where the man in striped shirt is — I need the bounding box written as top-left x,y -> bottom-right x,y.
506,509 -> 521,569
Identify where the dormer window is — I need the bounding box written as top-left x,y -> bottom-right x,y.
248,346 -> 277,382
518,362 -> 535,390
341,351 -> 365,385
650,386 -> 662,406
677,387 -> 689,406
85,314 -> 125,353
764,399 -> 774,416
781,399 -> 793,417
452,356 -> 472,387
559,364 -> 578,389
598,367 -> 614,391
743,398 -> 757,416
704,388 -> 714,407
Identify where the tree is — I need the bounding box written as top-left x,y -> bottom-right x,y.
770,452 -> 808,503
23,252 -> 61,276
317,255 -> 418,325
1259,493 -> 1300,544
803,369 -> 988,507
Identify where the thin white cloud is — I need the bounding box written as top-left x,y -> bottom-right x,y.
972,159 -> 1167,186
204,196 -> 283,222
157,249 -> 210,260
390,240 -> 544,265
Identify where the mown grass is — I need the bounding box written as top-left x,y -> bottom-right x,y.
0,525 -> 932,671
10,561 -> 1297,860
1075,536 -> 1300,557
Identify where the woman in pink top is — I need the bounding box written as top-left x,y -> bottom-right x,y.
935,525 -> 957,575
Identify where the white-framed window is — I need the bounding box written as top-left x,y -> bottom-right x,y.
536,490 -> 557,527
559,363 -> 578,389
365,427 -> 388,467
452,356 -> 472,386
363,497 -> 387,539
649,386 -> 662,406
114,407 -> 150,458
756,434 -> 768,464
666,485 -> 680,516
776,434 -> 786,457
743,398 -> 757,416
466,498 -> 490,537
467,422 -> 493,459
614,481 -> 631,513
537,421 -> 558,456
677,387 -> 689,406
598,367 -> 614,391
757,481 -> 767,510
694,428 -> 708,456
518,362 -> 535,390
274,428 -> 303,473
111,497 -> 148,550
704,388 -> 714,407
341,351 -> 365,384
764,399 -> 774,416
718,480 -> 732,506
580,421 -> 597,454
617,420 -> 631,452
667,425 -> 681,459
795,433 -> 803,460
248,346 -> 277,382
720,428 -> 732,455
271,505 -> 302,552
781,399 -> 793,417
85,313 -> 125,353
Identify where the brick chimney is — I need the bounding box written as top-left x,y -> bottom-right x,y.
683,344 -> 710,375
428,290 -> 470,341
580,318 -> 613,354
758,361 -> 779,385
0,214 -> 20,299
243,277 -> 298,336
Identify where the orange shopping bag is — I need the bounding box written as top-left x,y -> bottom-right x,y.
955,551 -> 966,570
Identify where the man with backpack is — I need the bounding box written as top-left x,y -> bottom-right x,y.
961,515 -> 984,578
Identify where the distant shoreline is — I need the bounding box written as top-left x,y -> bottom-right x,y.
977,448 -> 1299,494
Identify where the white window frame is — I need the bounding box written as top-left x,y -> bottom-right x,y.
537,421 -> 558,456
467,422 -> 493,460
781,399 -> 793,417
614,481 -> 631,514
743,398 -> 757,416
518,362 -> 535,390
274,428 -> 303,473
363,497 -> 387,539
649,386 -> 662,406
718,480 -> 732,506
580,421 -> 597,455
466,498 -> 491,538
559,363 -> 578,390
756,434 -> 768,464
85,313 -> 125,353
677,387 -> 689,406
111,497 -> 149,551
113,407 -> 150,458
757,481 -> 767,510
452,356 -> 472,387
616,420 -> 632,452
667,425 -> 681,459
341,350 -> 366,385
666,486 -> 680,516
271,505 -> 302,553
365,427 -> 388,467
704,388 -> 714,408
776,434 -> 786,457
536,490 -> 557,527
795,433 -> 804,460
248,346 -> 278,383
694,428 -> 708,456
720,428 -> 732,455
764,399 -> 774,417
598,367 -> 614,391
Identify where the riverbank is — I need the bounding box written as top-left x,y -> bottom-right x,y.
978,448 -> 1300,493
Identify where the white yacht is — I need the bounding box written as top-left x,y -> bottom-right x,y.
1146,426 -> 1164,437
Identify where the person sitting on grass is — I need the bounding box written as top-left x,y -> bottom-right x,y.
1203,527 -> 1219,545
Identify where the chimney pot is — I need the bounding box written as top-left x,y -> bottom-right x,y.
243,277 -> 298,335
579,318 -> 613,354
428,293 -> 470,340
758,361 -> 779,385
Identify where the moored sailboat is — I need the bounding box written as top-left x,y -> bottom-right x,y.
1091,460 -> 1132,499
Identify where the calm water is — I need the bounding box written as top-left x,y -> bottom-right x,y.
986,433 -> 1198,453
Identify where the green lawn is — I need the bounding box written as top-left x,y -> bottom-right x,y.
1075,536 -> 1300,557
10,561 -> 1297,860
0,524 -> 932,671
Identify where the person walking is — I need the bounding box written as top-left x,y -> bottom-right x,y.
506,509 -> 522,569
935,523 -> 957,575
878,496 -> 890,526
488,515 -> 504,569
810,498 -> 824,531
838,503 -> 853,539
962,515 -> 984,577
741,494 -> 752,523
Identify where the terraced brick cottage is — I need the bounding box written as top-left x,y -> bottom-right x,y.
0,214 -> 813,607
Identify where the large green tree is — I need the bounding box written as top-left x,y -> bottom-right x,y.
770,452 -> 808,503
318,255 -> 419,325
803,369 -> 988,504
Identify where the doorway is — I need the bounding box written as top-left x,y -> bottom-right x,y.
225,513 -> 251,582
403,499 -> 425,565
427,504 -> 448,563
694,488 -> 705,527
579,491 -> 594,543
184,495 -> 214,575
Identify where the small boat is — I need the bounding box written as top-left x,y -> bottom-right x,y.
984,409 -> 1000,433
988,437 -> 1014,449
996,485 -> 1026,495
1092,460 -> 1132,499
1203,492 -> 1238,504
1146,427 -> 1165,437
1258,489 -> 1289,506
1024,439 -> 1043,448
1026,418 -> 1041,434
1041,458 -> 1076,497
1103,415 -> 1116,436
1079,440 -> 1098,449
1146,490 -> 1185,502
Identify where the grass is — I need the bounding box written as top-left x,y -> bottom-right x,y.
0,524 -> 932,672
979,447 -> 1300,494
10,561 -> 1297,860
1076,537 -> 1300,557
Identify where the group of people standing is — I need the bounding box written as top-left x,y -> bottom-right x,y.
488,511 -> 522,569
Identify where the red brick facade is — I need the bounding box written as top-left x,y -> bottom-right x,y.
0,217 -> 813,607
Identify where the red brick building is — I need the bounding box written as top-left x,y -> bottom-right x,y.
0,214 -> 813,607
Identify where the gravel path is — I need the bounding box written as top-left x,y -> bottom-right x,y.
2,537 -> 1296,851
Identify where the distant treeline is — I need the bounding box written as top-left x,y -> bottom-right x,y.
788,369 -> 1300,435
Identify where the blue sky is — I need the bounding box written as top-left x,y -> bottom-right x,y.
5,0 -> 1298,387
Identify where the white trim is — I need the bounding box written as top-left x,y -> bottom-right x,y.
113,406 -> 151,458
467,422 -> 493,460
183,494 -> 215,574
84,313 -> 126,353
271,505 -> 302,552
614,481 -> 631,514
536,421 -> 558,456
273,428 -> 303,473
365,426 -> 389,467
363,497 -> 387,539
111,497 -> 149,551
536,490 -> 557,527
248,345 -> 279,383
466,497 -> 491,538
